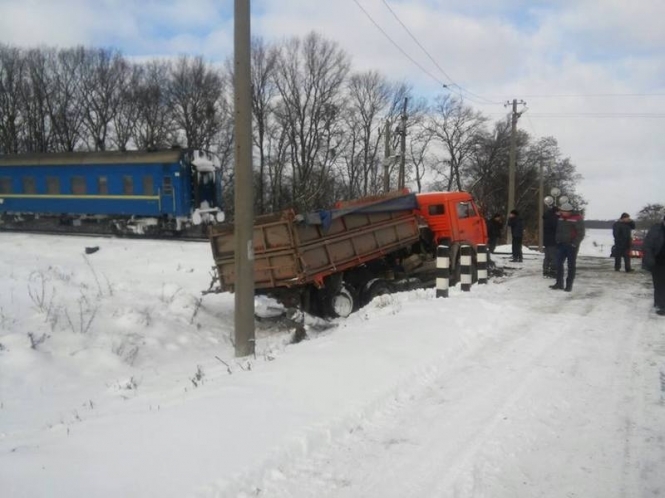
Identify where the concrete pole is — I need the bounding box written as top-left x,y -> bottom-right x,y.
506,99 -> 517,245
383,120 -> 391,193
538,161 -> 544,252
233,0 -> 255,357
399,97 -> 408,189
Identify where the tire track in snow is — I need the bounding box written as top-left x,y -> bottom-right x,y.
237,310 -> 576,497
224,257 -> 659,498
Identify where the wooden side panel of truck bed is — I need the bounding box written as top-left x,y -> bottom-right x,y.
209,209 -> 420,291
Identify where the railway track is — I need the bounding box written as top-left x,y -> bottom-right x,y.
0,225 -> 209,243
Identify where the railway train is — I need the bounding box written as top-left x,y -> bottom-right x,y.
0,148 -> 224,235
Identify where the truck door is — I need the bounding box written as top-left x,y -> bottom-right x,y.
455,200 -> 485,244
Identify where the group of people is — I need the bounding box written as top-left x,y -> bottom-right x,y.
486,206 -> 665,315
487,204 -> 585,292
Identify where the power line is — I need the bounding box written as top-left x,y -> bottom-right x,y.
351,0 -> 449,90
487,112 -> 665,118
490,92 -> 665,99
528,113 -> 665,118
378,0 -> 501,105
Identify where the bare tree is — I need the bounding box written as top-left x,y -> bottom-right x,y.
250,37 -> 279,214
0,45 -> 25,154
408,124 -> 434,193
637,203 -> 665,228
428,95 -> 488,191
273,32 -> 351,211
20,49 -> 53,152
132,61 -> 175,150
465,121 -> 511,215
47,47 -> 87,152
340,70 -> 391,198
169,56 -> 225,150
111,63 -> 141,151
79,48 -> 127,150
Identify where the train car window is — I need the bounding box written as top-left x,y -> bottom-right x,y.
71,176 -> 86,195
98,176 -> 108,195
123,176 -> 134,195
428,204 -> 445,215
0,177 -> 11,194
22,177 -> 36,194
143,176 -> 154,196
46,177 -> 60,195
162,176 -> 173,195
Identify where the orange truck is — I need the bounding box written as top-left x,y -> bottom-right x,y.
209,190 -> 487,317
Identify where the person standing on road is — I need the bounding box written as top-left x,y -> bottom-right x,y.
642,216 -> 665,316
487,213 -> 503,255
542,206 -> 560,278
551,203 -> 585,292
612,212 -> 636,272
507,209 -> 524,262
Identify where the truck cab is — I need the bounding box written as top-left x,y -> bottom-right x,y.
415,191 -> 487,249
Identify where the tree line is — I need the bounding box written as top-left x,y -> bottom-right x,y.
0,32 -> 585,238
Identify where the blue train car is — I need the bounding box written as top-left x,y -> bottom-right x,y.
0,149 -> 224,234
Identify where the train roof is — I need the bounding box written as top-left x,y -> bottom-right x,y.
0,149 -> 184,167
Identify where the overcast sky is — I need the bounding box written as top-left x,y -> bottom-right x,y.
1,0 -> 663,220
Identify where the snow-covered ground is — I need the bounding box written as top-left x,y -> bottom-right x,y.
1,229 -> 664,498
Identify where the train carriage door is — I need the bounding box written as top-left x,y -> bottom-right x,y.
160,175 -> 175,214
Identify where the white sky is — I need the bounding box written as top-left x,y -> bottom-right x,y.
1,0 -> 663,219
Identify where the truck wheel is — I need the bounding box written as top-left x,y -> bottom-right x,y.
362,279 -> 390,306
328,285 -> 356,318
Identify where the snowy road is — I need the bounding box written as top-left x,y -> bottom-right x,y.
1,232 -> 664,498
230,258 -> 665,498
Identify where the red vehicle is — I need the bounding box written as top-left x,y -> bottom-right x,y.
209,190 -> 488,317
630,232 -> 645,258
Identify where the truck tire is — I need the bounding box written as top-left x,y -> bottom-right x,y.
361,278 -> 390,306
328,284 -> 357,318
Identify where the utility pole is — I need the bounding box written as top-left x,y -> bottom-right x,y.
538,160 -> 544,252
233,0 -> 255,357
383,119 -> 391,193
505,98 -> 526,245
398,97 -> 408,189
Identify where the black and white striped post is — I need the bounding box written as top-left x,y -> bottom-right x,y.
460,245 -> 473,292
477,244 -> 488,284
436,245 -> 450,298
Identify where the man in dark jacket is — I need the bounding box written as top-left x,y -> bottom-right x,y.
642,216 -> 665,316
487,213 -> 503,254
542,206 -> 560,277
612,212 -> 636,272
551,202 -> 585,292
507,209 -> 523,262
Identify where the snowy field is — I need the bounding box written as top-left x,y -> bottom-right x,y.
1,228 -> 664,498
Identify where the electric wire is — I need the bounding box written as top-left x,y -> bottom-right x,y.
351,0 -> 450,90
379,0 -> 502,105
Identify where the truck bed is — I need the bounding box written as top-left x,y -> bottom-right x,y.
209,194 -> 421,292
